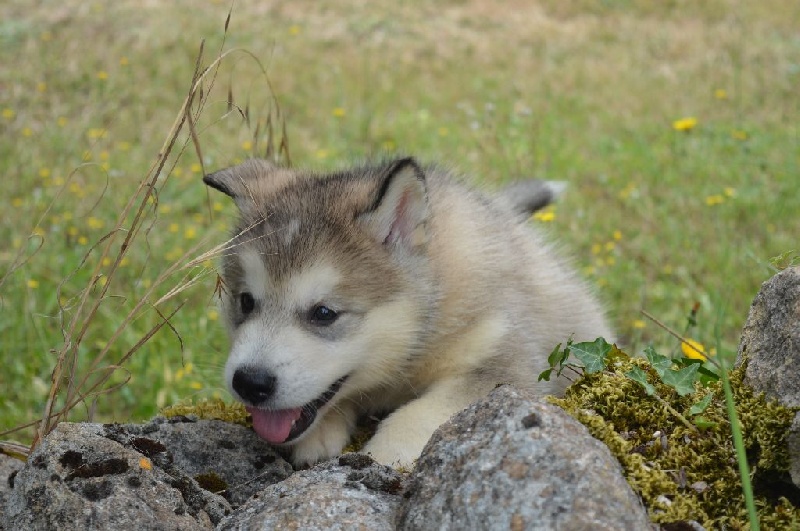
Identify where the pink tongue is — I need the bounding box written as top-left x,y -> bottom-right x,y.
247,406 -> 303,444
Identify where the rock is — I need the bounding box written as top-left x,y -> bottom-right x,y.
106,417 -> 293,507
737,266 -> 800,488
5,391 -> 652,529
217,453 -> 406,530
397,385 -> 652,530
4,422 -> 231,530
0,453 -> 25,530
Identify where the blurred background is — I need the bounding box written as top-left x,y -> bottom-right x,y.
1,0 -> 798,444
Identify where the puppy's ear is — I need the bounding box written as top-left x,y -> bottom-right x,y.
203,159 -> 296,211
358,158 -> 429,250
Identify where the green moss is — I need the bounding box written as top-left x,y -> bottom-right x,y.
161,398 -> 251,426
551,356 -> 799,528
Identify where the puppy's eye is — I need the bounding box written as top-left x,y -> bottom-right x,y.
309,304 -> 338,325
239,292 -> 255,315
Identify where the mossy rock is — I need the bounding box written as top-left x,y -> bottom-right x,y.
551,356 -> 799,528
162,398 -> 251,426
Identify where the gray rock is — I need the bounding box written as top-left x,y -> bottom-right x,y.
398,385 -> 652,531
0,453 -> 25,530
218,453 -> 406,530
107,417 -> 293,507
736,266 -> 800,487
4,422 -> 230,530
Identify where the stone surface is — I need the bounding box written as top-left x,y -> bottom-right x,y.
0,453 -> 24,530
217,453 -> 406,530
5,391 -> 654,530
4,422 -> 231,530
397,385 -> 652,530
108,416 -> 293,507
737,266 -> 800,488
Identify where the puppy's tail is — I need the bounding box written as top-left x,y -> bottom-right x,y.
499,180 -> 567,217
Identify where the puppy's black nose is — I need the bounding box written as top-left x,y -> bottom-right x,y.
232,366 -> 277,405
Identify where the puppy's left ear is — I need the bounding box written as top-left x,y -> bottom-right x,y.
358,158 -> 429,250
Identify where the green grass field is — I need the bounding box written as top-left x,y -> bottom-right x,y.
1,0 -> 798,445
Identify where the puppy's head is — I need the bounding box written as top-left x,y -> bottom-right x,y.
204,158 -> 434,446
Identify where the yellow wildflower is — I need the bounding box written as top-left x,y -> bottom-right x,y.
96,71 -> 108,80
139,457 -> 152,470
27,279 -> 40,289
672,117 -> 698,132
705,195 -> 725,206
532,210 -> 555,222
87,217 -> 104,229
714,89 -> 727,100
332,107 -> 346,118
632,319 -> 646,329
2,109 -> 15,120
681,338 -> 707,360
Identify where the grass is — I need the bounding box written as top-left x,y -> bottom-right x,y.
0,0 -> 798,449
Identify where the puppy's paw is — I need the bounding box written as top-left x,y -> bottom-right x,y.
362,424 -> 429,469
290,411 -> 351,467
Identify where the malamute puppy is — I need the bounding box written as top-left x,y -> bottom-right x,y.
204,158 -> 612,467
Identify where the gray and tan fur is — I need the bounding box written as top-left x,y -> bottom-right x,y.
204,158 -> 613,467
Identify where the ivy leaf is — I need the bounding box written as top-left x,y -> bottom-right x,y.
624,366 -> 656,396
660,364 -> 700,396
570,338 -> 612,374
688,392 -> 714,416
547,342 -> 566,368
675,357 -> 720,382
644,346 -> 673,378
538,368 -> 553,382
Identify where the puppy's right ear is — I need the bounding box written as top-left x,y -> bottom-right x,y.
203,159 -> 295,210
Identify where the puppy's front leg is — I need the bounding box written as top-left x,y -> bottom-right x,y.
363,376 -> 492,468
291,403 -> 357,467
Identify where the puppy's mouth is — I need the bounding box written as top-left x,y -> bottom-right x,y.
246,375 -> 348,445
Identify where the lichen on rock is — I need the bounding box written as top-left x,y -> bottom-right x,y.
161,398 -> 251,426
551,355 -> 799,528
